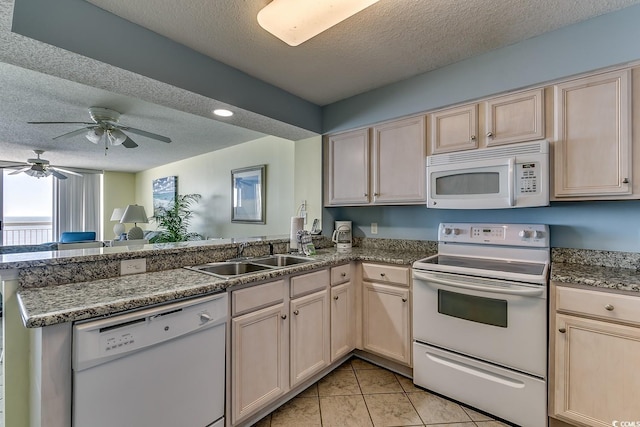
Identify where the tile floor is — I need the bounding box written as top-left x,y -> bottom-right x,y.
253,358 -> 510,427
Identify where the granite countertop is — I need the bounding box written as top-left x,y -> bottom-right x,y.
17,247 -> 432,328
551,262 -> 640,293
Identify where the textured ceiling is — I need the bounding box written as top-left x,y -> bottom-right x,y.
85,0 -> 640,105
2,0 -> 640,172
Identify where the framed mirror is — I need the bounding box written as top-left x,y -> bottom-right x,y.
231,165 -> 266,223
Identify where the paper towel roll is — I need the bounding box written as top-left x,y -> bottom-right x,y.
290,216 -> 304,250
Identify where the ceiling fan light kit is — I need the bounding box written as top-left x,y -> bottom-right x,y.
28,106 -> 171,153
9,150 -> 81,180
257,0 -> 380,46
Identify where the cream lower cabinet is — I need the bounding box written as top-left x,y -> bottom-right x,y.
330,281 -> 354,361
290,288 -> 330,387
552,285 -> 640,426
361,263 -> 411,366
231,302 -> 288,424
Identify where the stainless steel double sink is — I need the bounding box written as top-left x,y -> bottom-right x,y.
185,254 -> 314,279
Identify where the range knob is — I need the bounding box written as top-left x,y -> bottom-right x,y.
518,230 -> 531,238
453,228 -> 460,235
533,230 -> 544,239
443,227 -> 452,235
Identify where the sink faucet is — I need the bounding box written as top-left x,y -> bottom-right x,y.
237,242 -> 248,258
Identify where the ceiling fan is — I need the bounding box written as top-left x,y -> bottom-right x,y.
28,107 -> 172,150
9,150 -> 82,180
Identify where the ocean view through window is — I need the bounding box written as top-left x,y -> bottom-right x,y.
2,170 -> 53,245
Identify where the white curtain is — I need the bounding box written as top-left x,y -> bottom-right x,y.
54,173 -> 101,240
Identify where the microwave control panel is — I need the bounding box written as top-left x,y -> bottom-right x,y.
516,162 -> 539,194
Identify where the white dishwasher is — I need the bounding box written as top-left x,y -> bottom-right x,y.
73,293 -> 227,427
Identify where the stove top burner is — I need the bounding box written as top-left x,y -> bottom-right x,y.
423,255 -> 547,276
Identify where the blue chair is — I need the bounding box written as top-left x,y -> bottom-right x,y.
59,231 -> 97,243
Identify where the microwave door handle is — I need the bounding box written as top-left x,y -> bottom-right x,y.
507,157 -> 515,207
413,272 -> 544,296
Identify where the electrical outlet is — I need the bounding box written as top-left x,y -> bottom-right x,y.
121,258 -> 147,275
371,222 -> 378,235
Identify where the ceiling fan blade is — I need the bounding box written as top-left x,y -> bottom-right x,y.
51,166 -> 82,177
117,126 -> 171,143
121,136 -> 138,148
8,166 -> 31,175
52,126 -> 94,140
49,169 -> 68,180
28,121 -> 94,125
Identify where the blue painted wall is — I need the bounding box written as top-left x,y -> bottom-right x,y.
324,201 -> 640,252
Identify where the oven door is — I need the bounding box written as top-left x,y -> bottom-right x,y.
427,157 -> 515,209
412,270 -> 547,377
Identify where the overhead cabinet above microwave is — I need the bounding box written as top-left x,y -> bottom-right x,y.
324,116 -> 427,206
429,88 -> 545,155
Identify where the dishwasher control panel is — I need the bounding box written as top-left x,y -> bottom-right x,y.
73,293 -> 228,370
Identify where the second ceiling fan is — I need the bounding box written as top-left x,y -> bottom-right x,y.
28,107 -> 172,150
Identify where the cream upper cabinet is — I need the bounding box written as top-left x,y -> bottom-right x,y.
325,128 -> 370,205
330,281 -> 355,362
430,103 -> 478,154
231,302 -> 288,424
325,116 -> 426,206
552,285 -> 640,427
371,115 -> 427,204
289,288 -> 331,387
553,69 -> 632,199
485,88 -> 545,146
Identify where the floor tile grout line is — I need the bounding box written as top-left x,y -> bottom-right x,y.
351,360 -> 376,427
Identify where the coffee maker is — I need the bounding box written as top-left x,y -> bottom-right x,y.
331,221 -> 352,253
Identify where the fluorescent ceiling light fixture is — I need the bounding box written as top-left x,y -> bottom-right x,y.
213,109 -> 234,117
257,0 -> 380,46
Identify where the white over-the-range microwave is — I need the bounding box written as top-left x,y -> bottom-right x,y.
427,140 -> 549,209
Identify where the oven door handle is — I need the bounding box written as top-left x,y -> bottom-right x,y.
413,272 -> 544,296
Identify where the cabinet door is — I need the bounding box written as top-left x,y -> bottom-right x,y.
362,282 -> 411,365
325,129 -> 370,205
430,103 -> 478,154
372,116 -> 426,204
331,281 -> 355,361
485,88 -> 544,146
554,314 -> 640,426
231,303 -> 288,424
554,70 -> 632,198
290,289 -> 330,387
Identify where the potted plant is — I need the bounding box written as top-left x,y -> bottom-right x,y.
149,193 -> 203,243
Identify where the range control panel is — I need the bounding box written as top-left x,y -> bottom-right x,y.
439,223 -> 549,247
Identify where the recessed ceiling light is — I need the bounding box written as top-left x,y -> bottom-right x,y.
213,109 -> 234,117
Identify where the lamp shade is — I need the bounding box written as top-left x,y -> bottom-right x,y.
110,208 -> 124,221
120,204 -> 148,240
109,129 -> 127,146
86,127 -> 105,144
257,0 -> 380,46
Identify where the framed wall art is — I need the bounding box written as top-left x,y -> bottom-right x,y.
231,165 -> 265,223
153,176 -> 177,216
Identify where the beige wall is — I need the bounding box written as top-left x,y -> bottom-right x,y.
102,171 -> 136,240
134,136 -> 299,238
294,135 -> 322,231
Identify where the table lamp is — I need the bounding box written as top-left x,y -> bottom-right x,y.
120,204 -> 148,240
110,208 -> 125,239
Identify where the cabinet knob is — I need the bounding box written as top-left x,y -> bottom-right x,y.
470,135 -> 477,141
364,193 -> 368,197
293,310 -> 299,315
334,295 -> 339,300
281,314 -> 287,320
558,328 -> 566,333
341,272 -> 346,277
373,192 -> 379,197
622,178 -> 629,184
486,131 -> 494,138
402,298 -> 407,302
605,304 -> 614,311
380,273 -> 386,277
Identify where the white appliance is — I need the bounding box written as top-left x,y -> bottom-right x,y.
331,220 -> 352,253
73,293 -> 227,427
412,223 -> 550,427
427,140 -> 549,209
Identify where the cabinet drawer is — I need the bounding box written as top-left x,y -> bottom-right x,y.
556,285 -> 640,326
291,269 -> 330,298
331,264 -> 351,285
362,263 -> 410,286
232,280 -> 285,317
